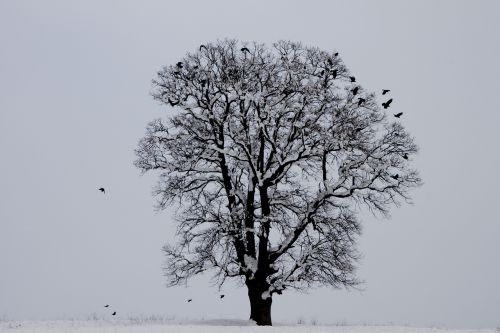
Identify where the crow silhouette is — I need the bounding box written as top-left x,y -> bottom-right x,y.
351,86 -> 359,95
176,62 -> 183,68
394,112 -> 403,118
382,98 -> 393,109
168,98 -> 180,106
199,44 -> 207,51
112,312 -> 116,316
98,188 -> 105,193
220,295 -> 225,299
349,76 -> 356,82
327,58 -> 333,66
332,69 -> 338,79
241,47 -> 250,53
334,52 -> 339,56
357,98 -> 366,106
390,174 -> 399,180
320,70 -> 325,76
382,89 -> 390,95
403,153 -> 409,160
187,299 -> 192,303
104,305 -> 109,307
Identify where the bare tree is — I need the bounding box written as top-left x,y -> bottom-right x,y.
135,39 -> 421,326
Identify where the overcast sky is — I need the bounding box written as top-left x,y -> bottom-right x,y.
1,0 -> 499,328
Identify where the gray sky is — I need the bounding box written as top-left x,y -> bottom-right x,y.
1,0 -> 499,328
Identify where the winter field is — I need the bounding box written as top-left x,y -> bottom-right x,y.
0,319 -> 496,333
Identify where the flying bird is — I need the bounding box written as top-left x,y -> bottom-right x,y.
176,62 -> 183,68
112,312 -> 116,316
382,98 -> 393,109
357,98 -> 366,107
98,188 -> 105,193
241,47 -> 249,53
104,305 -> 109,308
390,174 -> 399,180
220,295 -> 225,299
349,76 -> 356,82
187,299 -> 192,303
394,112 -> 403,118
382,89 -> 390,95
351,86 -> 359,96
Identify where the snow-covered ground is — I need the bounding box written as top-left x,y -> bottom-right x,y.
0,320 -> 496,333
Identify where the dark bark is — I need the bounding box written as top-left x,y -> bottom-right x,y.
247,279 -> 273,326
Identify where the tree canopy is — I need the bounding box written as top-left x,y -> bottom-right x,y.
135,39 -> 421,325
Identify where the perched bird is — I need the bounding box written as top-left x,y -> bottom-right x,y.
403,153 -> 409,160
199,44 -> 207,51
176,62 -> 183,68
320,70 -> 325,76
104,305 -> 109,308
331,69 -> 338,79
382,89 -> 390,95
98,188 -> 105,194
327,58 -> 333,66
351,86 -> 359,96
357,98 -> 366,107
220,295 -> 225,299
187,299 -> 192,303
241,47 -> 250,53
382,98 -> 393,109
390,174 -> 399,180
349,76 -> 356,82
394,112 -> 403,118
168,98 -> 180,106
112,312 -> 116,316
334,52 -> 339,56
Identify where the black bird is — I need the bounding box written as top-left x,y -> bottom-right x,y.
112,312 -> 116,316
320,70 -> 325,76
382,89 -> 390,95
349,76 -> 356,82
393,112 -> 403,118
390,174 -> 399,180
168,98 -> 180,106
327,58 -> 333,66
176,62 -> 183,68
382,98 -> 393,109
199,44 -> 207,51
98,188 -> 105,194
220,295 -> 225,299
357,98 -> 366,107
104,305 -> 109,308
241,47 -> 250,53
351,86 -> 359,95
334,52 -> 339,56
331,69 -> 338,79
403,153 -> 409,160
187,299 -> 192,303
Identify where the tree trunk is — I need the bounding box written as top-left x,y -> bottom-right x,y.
247,281 -> 272,326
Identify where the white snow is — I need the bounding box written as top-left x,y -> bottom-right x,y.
0,320 -> 495,333
243,254 -> 257,274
